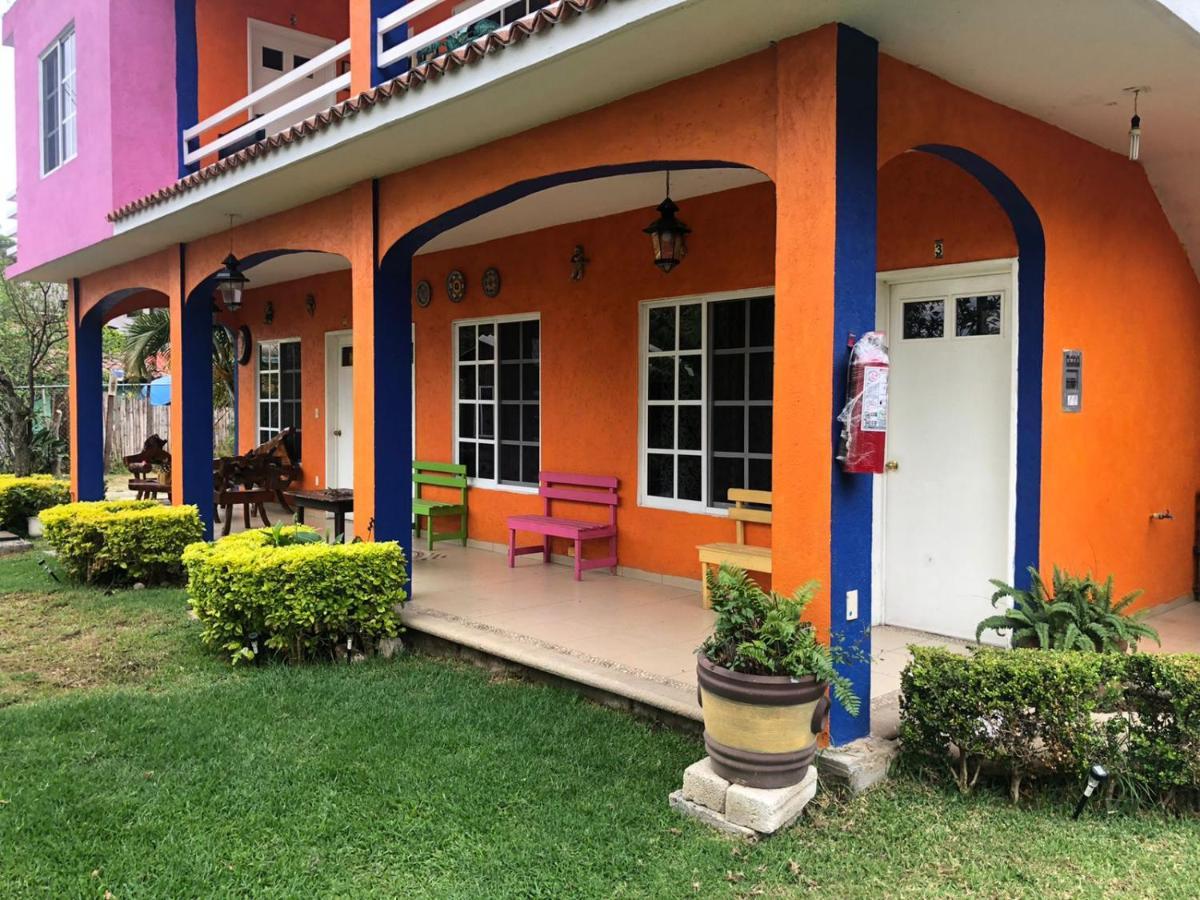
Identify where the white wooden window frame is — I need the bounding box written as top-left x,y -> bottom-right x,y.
38,24 -> 77,177
897,292 -> 1007,342
451,312 -> 541,494
256,337 -> 302,450
637,286 -> 775,516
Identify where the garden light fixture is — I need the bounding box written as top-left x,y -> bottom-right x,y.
214,214 -> 249,312
1072,764 -> 1109,819
644,171 -> 690,273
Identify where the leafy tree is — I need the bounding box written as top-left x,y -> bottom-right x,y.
122,308 -> 235,405
0,237 -> 69,475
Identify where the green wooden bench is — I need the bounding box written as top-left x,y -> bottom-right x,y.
412,461 -> 468,550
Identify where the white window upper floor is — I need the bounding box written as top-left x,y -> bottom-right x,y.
39,24 -> 76,176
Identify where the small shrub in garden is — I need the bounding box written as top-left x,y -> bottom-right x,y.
183,526 -> 407,665
0,474 -> 70,534
977,566 -> 1159,651
900,646 -> 1200,809
41,500 -> 204,585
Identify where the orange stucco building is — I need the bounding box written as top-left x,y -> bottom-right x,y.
7,0 -> 1200,742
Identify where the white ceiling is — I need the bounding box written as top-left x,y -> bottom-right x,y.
245,250 -> 349,289
417,168 -> 768,254
23,0 -> 1200,283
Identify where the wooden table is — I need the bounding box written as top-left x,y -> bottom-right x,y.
284,489 -> 354,539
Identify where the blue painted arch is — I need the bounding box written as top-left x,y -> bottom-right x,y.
74,287 -> 171,502
373,160 -> 768,587
909,144 -> 1046,588
181,248 -> 350,536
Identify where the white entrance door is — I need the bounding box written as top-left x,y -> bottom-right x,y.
327,332 -> 354,490
248,20 -> 337,123
880,269 -> 1014,640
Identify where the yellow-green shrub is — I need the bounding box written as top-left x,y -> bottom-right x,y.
183,527 -> 407,665
0,474 -> 70,534
41,500 -> 204,585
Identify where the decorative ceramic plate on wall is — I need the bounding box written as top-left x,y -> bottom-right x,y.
416,279 -> 432,308
447,269 -> 467,303
482,266 -> 501,298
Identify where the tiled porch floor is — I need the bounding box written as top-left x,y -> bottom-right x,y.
406,544 -> 981,736
407,544 -> 1200,738
407,543 -> 714,720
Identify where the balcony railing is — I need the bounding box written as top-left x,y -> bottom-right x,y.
181,39 -> 352,168
377,0 -> 541,71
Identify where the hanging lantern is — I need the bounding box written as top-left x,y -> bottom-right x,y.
1127,88 -> 1143,162
644,171 -> 691,273
214,252 -> 249,311
213,213 -> 249,311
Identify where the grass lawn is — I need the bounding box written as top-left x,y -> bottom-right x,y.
1,550 -> 1198,898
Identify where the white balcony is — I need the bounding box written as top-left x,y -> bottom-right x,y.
377,0 -> 550,71
181,37 -> 352,168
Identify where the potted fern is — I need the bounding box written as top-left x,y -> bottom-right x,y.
977,566 -> 1160,652
697,565 -> 860,789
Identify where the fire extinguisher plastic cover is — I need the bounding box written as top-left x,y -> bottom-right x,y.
837,331 -> 890,473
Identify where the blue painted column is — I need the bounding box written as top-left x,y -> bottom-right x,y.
828,25 -> 879,744
374,187 -> 414,586
179,259 -> 216,539
371,0 -> 411,86
174,0 -> 199,177
73,283 -> 105,501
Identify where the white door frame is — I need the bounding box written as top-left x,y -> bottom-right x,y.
246,18 -> 337,118
870,258 -> 1020,628
324,329 -> 352,490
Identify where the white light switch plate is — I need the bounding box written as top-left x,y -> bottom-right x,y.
846,589 -> 859,621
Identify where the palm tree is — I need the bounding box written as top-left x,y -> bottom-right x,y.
122,309 -> 235,405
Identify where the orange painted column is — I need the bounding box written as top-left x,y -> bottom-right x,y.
66,281 -> 83,500
166,247 -> 187,507
349,0 -> 375,95
349,181 -> 378,539
66,281 -> 79,500
770,27 -> 840,635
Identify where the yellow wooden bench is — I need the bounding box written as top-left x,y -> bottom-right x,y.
697,488 -> 772,608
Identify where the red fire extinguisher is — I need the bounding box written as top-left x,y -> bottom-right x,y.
837,331 -> 889,474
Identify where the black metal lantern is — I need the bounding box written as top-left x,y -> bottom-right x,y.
214,214 -> 250,311
214,252 -> 249,311
644,171 -> 690,273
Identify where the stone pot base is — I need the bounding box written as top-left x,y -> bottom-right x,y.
669,756 -> 818,837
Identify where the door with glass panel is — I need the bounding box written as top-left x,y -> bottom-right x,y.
882,272 -> 1013,640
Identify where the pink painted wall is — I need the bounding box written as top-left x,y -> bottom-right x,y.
1,0 -> 177,277
109,0 -> 178,212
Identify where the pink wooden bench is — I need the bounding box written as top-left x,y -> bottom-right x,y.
506,472 -> 619,580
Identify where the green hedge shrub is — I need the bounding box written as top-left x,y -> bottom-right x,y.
900,647 -> 1200,809
0,474 -> 70,534
41,500 -> 204,585
183,526 -> 407,665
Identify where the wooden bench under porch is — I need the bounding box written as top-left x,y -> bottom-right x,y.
697,488 -> 773,607
506,472 -> 618,581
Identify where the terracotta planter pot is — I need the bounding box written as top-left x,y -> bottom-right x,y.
697,655 -> 830,789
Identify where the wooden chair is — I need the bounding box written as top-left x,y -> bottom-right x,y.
506,472 -> 618,581
243,428 -> 302,511
412,461 -> 468,550
123,434 -> 171,501
213,457 -> 275,536
697,489 -> 773,608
